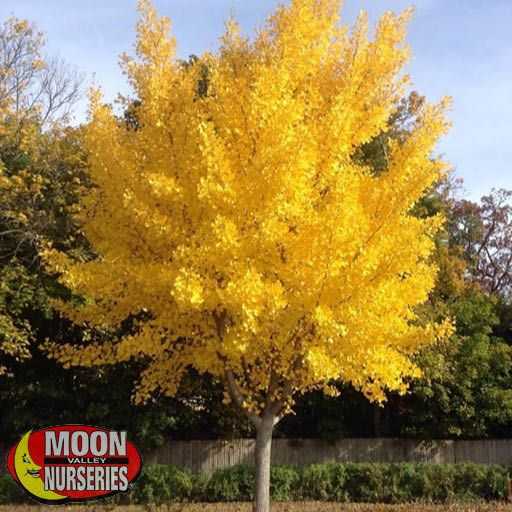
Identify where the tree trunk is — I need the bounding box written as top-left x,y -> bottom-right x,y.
254,415 -> 275,512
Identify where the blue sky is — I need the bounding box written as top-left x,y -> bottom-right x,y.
1,0 -> 511,200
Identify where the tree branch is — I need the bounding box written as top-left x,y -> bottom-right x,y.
224,368 -> 262,428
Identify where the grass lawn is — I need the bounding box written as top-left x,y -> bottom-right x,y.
2,504 -> 512,511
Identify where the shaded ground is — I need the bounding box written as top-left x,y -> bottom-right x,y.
2,503 -> 512,511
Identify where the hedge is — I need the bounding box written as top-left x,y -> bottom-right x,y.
0,462 -> 509,504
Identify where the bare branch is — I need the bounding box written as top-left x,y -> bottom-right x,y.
0,17 -> 82,127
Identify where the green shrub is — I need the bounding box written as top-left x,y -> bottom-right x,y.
300,463 -> 327,501
484,465 -> 509,501
270,465 -> 301,501
205,465 -> 255,502
399,463 -> 426,502
381,463 -> 420,503
344,463 -> 388,502
301,463 -> 347,501
419,463 -> 457,501
452,464 -> 508,501
132,464 -> 194,503
0,462 -> 508,504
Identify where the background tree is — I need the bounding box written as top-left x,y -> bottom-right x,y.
449,189 -> 512,297
44,2 -> 453,511
404,188 -> 512,438
0,17 -> 80,126
0,16 -> 82,375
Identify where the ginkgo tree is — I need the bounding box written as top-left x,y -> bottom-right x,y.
43,1 -> 453,510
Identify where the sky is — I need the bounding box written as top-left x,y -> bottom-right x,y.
1,0 -> 511,201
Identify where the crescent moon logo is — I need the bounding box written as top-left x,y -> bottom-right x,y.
10,431 -> 66,502
6,425 -> 142,505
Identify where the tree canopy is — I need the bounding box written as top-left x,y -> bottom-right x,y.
42,2 -> 453,510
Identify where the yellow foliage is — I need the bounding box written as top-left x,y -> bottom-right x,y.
45,0 -> 452,412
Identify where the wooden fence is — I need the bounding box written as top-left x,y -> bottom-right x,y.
2,438 -> 511,474
144,438 -> 512,474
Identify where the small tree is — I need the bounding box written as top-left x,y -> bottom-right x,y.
44,1 -> 452,510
